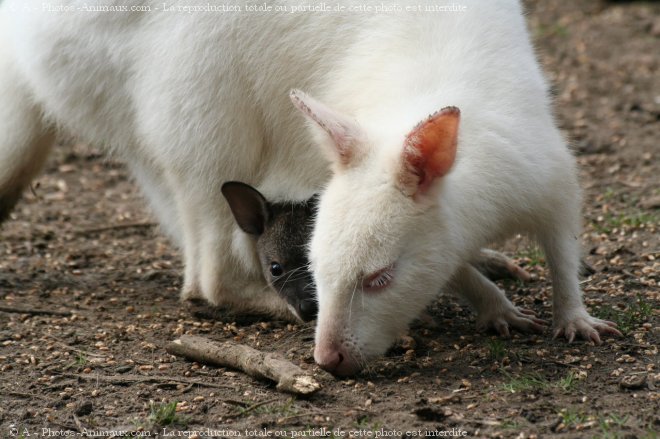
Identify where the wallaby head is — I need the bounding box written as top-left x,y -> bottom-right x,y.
221,181 -> 318,322
291,90 -> 461,375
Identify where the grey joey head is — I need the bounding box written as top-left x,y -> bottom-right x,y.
221,181 -> 318,322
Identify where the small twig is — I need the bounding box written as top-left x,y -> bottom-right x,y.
44,380 -> 78,392
237,398 -> 281,416
276,412 -> 319,424
178,383 -> 195,394
616,342 -> 652,349
0,305 -> 72,317
5,391 -> 54,402
224,399 -> 250,408
548,360 -> 575,368
50,339 -> 107,358
463,418 -> 503,427
77,221 -> 157,235
516,355 -> 574,369
72,415 -> 85,432
63,372 -> 233,389
49,421 -> 79,433
166,335 -> 322,395
276,407 -> 368,425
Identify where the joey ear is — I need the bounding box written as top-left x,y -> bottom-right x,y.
399,106 -> 460,197
290,89 -> 365,167
306,194 -> 319,216
221,182 -> 271,236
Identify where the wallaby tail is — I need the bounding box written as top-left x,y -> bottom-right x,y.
0,27 -> 55,223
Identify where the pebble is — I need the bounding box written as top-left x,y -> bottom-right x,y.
74,401 -> 94,416
399,335 -> 416,350
616,354 -> 636,363
651,17 -> 660,37
619,374 -> 647,390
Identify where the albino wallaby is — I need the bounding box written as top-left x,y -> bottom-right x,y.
221,181 -> 531,323
0,1 -> 619,376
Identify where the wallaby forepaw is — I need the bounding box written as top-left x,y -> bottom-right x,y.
477,306 -> 547,337
553,314 -> 622,345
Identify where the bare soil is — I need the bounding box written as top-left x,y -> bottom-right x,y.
1,1 -> 658,437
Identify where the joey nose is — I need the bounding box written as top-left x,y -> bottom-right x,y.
297,299 -> 318,322
314,343 -> 360,376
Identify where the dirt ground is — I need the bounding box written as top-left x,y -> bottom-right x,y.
1,0 -> 658,437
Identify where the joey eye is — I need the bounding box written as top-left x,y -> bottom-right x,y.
270,262 -> 284,277
362,264 -> 395,292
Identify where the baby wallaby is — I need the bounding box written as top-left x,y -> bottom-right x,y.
221,182 -> 318,322
222,181 -> 531,323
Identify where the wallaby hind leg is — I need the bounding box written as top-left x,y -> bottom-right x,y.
535,187 -> 622,344
0,38 -> 55,223
472,249 -> 531,282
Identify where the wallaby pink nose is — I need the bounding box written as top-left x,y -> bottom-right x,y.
314,343 -> 359,376
317,349 -> 343,372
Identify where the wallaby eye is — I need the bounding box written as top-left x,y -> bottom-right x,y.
270,262 -> 284,277
362,264 -> 395,292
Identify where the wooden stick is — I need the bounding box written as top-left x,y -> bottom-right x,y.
165,335 -> 321,395
0,305 -> 72,316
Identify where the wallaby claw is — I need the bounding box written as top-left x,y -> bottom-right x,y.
554,313 -> 622,344
478,306 -> 547,337
567,331 -> 576,344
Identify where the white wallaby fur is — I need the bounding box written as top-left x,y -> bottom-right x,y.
0,1 -> 619,373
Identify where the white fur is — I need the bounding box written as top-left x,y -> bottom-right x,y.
0,0 -> 339,315
0,1 -> 615,368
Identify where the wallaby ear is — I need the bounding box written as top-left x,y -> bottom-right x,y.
221,182 -> 270,236
290,89 -> 365,167
398,106 -> 460,197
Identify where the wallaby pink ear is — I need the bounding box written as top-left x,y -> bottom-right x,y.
399,107 -> 460,197
290,89 -> 364,167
